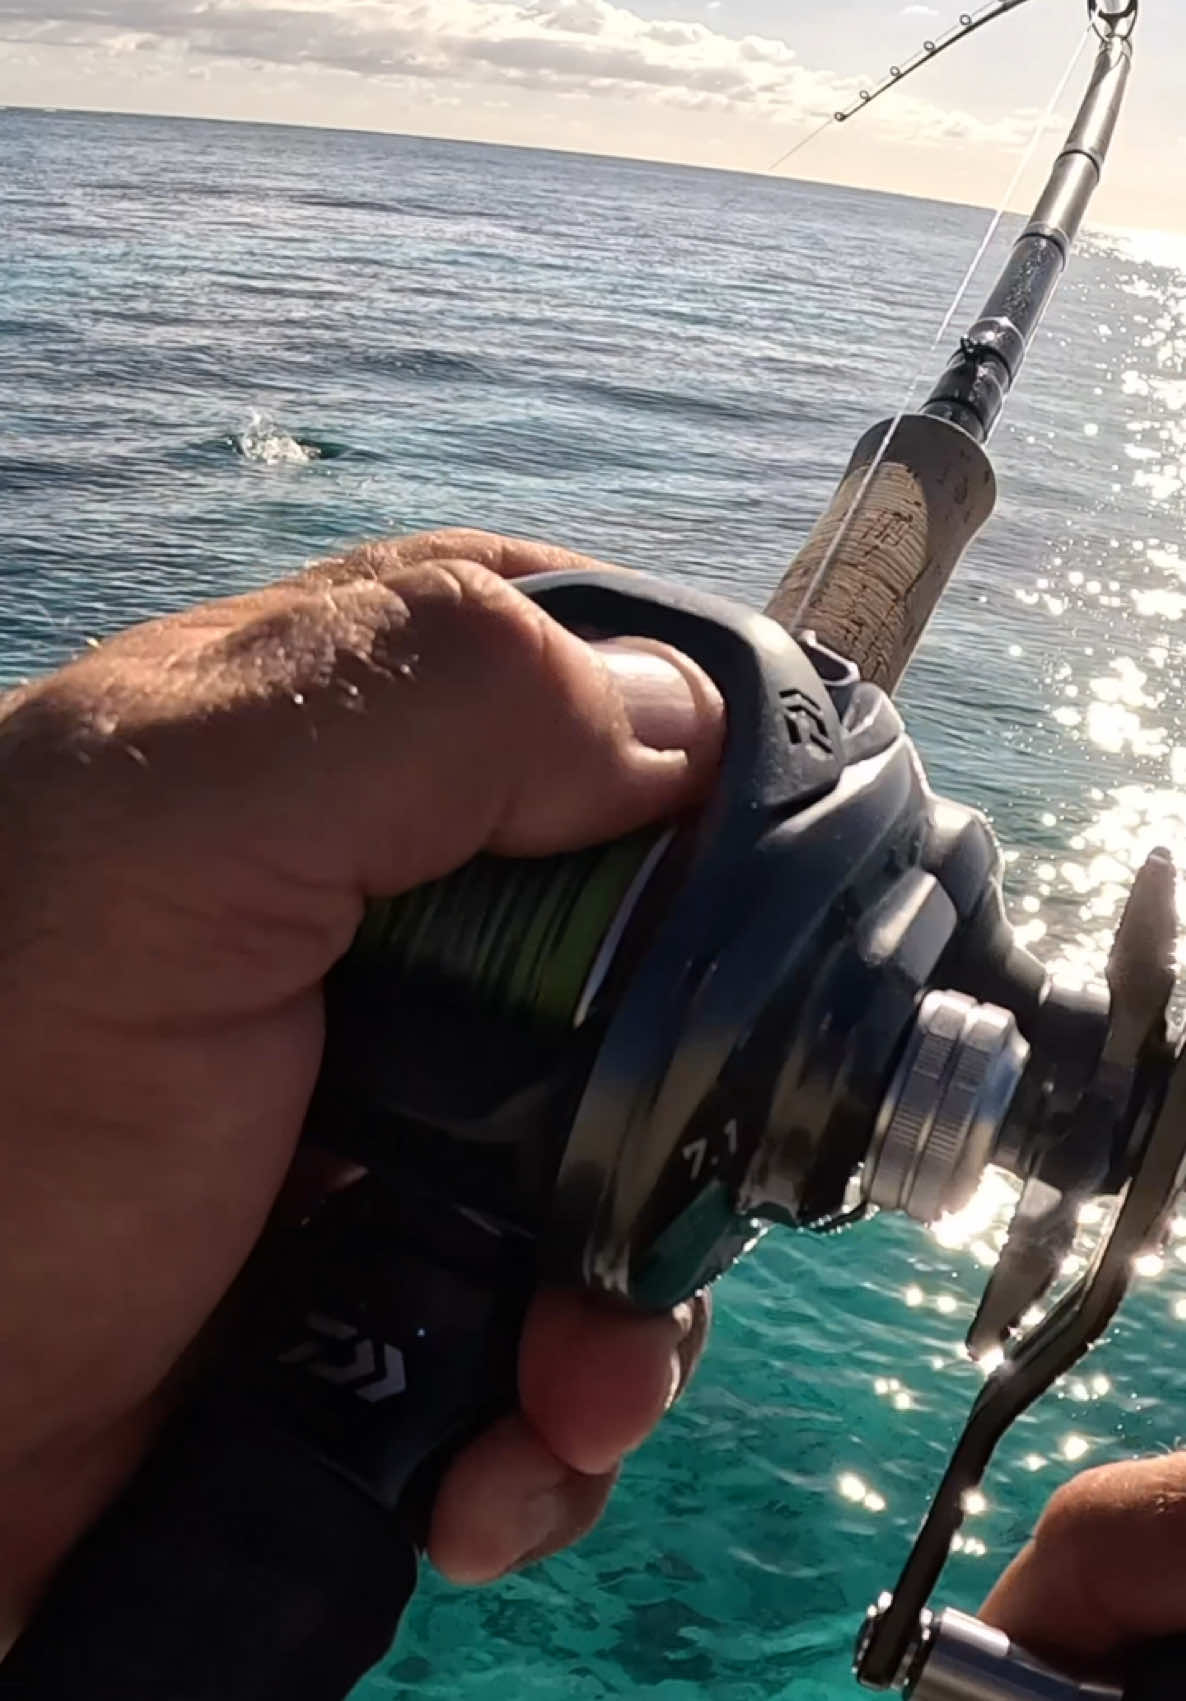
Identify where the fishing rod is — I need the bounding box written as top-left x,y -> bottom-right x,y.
0,4 -> 1173,1701
827,0 -> 1135,127
771,0 -> 1138,688
834,0 -> 1037,125
808,0 -> 1041,137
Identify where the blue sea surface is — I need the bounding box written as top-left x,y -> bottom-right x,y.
6,108 -> 1186,1700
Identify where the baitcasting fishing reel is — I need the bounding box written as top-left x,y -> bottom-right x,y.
323,567 -> 1175,1329
319,571 -> 1186,1701
325,573 -> 1186,1697
310,570 -> 1186,1701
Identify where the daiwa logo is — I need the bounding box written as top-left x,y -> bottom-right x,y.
279,1311 -> 408,1403
779,688 -> 835,758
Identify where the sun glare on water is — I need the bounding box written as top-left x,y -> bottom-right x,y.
988,227 -> 1186,1009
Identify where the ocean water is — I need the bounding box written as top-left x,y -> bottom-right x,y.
6,108 -> 1186,1699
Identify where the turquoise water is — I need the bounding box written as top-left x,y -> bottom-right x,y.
7,107 -> 1186,1699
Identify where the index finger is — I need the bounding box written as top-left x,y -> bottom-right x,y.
307,527 -> 628,587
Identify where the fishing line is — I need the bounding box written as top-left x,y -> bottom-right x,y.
787,21 -> 1093,635
353,829 -> 671,1034
762,115 -> 837,180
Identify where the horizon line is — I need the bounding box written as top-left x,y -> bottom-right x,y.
4,98 -> 1006,220
7,98 -> 1174,244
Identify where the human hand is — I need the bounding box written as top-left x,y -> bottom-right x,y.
0,530 -> 722,1637
983,1453 -> 1186,1666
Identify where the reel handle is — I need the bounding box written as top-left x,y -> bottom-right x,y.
870,1609 -> 1186,1699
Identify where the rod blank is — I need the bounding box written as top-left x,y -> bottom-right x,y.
922,32 -> 1133,444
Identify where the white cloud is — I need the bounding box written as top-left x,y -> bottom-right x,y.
0,0 -> 834,113
0,0 -> 1043,146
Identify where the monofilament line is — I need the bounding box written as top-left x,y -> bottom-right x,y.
763,115 -> 837,179
787,24 -> 1093,636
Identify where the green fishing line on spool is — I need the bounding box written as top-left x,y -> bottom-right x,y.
353,830 -> 667,1034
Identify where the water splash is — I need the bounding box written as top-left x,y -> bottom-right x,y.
230,411 -> 322,465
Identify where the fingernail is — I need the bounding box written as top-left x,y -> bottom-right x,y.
672,1301 -> 696,1336
593,640 -> 721,753
671,1292 -> 710,1406
664,1353 -> 683,1413
509,1488 -> 567,1569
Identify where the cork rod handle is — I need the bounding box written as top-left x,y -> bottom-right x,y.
764,415 -> 997,694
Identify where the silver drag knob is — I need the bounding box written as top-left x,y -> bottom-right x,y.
863,992 -> 1029,1225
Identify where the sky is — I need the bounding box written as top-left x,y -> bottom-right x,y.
3,0 -> 1185,230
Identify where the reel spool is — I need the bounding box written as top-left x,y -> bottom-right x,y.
355,830 -> 671,1035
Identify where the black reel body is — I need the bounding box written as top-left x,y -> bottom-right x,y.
312,571 -> 1046,1312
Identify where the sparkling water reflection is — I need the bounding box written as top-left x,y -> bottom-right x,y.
943,228 -> 1186,1036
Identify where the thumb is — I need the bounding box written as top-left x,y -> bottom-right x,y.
1,551 -> 725,929
982,1456 -> 1186,1662
229,554 -> 724,894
